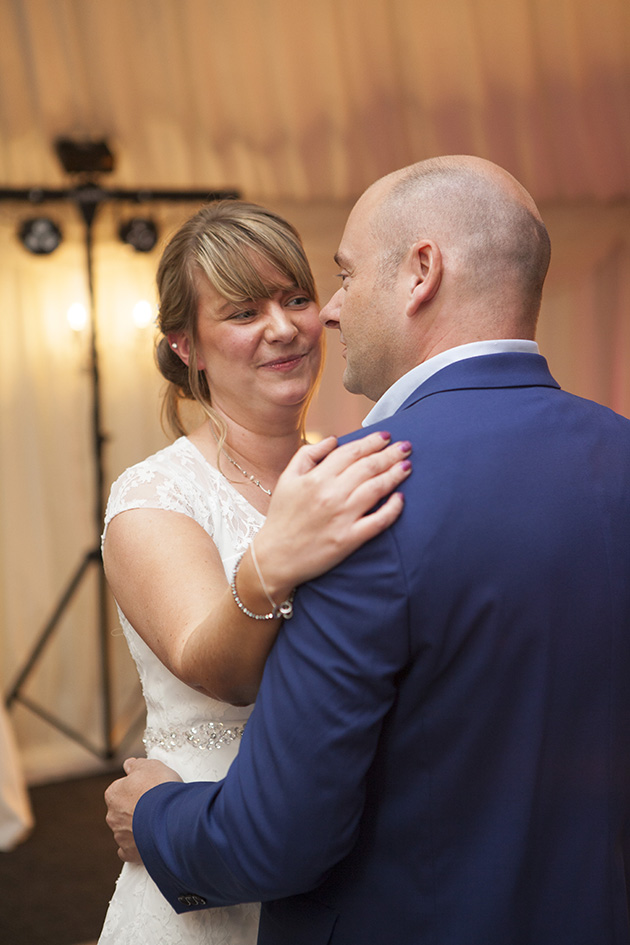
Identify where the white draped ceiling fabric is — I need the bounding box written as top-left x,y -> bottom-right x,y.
0,0 -> 628,782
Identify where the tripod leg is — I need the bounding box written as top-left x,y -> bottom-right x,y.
5,550 -> 98,707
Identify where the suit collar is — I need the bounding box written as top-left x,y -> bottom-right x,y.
397,353 -> 560,413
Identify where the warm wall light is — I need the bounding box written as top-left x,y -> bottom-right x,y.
132,299 -> 155,329
19,217 -> 63,255
67,302 -> 88,331
119,218 -> 159,253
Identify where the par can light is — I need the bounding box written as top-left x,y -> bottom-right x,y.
19,217 -> 63,255
119,217 -> 158,253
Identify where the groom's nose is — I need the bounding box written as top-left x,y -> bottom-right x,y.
319,287 -> 342,329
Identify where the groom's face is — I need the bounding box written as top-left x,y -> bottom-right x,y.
320,186 -> 407,402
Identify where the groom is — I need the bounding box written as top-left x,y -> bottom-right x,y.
106,156 -> 630,944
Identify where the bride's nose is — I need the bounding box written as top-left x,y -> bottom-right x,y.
263,303 -> 299,343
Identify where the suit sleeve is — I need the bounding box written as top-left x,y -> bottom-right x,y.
133,525 -> 410,910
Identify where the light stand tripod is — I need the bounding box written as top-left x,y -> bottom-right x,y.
3,176 -> 239,759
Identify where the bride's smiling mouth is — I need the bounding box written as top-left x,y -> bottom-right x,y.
259,353 -> 308,371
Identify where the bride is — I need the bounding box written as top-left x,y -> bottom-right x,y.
98,200 -> 411,944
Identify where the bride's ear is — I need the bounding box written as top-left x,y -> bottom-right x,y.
406,240 -> 442,318
167,333 -> 204,370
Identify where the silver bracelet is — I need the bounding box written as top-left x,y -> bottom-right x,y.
230,552 -> 295,621
250,539 -> 293,616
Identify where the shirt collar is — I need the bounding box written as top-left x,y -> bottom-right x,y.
362,340 -> 540,427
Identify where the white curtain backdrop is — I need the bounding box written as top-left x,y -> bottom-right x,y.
537,201 -> 630,414
0,0 -> 628,204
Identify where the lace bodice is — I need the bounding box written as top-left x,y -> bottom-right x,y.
98,437 -> 263,944
103,436 -> 265,779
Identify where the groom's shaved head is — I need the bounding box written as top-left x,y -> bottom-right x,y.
368,155 -> 550,320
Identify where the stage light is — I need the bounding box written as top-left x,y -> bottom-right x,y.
119,218 -> 159,253
55,138 -> 115,175
19,217 -> 62,255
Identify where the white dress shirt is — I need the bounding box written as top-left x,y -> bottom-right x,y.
362,339 -> 540,427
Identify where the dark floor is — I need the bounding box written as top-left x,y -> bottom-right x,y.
0,771 -> 124,945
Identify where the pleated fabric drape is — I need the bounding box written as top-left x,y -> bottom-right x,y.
0,0 -> 627,203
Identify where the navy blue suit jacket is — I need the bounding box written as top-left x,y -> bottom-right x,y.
134,354 -> 630,944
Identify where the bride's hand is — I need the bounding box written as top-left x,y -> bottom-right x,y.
253,432 -> 411,599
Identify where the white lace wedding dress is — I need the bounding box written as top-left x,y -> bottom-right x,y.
98,436 -> 263,945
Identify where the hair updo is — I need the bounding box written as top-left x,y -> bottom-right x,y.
155,200 -> 318,437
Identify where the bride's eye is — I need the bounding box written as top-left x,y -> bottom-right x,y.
287,294 -> 312,308
228,309 -> 257,321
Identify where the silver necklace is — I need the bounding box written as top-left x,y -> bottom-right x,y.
221,449 -> 272,496
208,421 -> 273,495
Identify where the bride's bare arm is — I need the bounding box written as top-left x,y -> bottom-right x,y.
103,432 -> 412,706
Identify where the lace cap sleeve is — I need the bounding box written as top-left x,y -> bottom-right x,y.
102,440 -> 215,543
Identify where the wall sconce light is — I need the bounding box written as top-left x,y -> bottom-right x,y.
132,299 -> 155,329
19,217 -> 63,255
119,217 -> 159,253
67,302 -> 88,331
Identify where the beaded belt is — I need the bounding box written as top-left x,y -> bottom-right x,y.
143,721 -> 246,752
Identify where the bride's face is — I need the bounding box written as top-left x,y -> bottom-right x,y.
171,265 -> 323,425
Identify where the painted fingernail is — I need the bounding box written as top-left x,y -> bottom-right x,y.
379,431 -> 391,440
399,459 -> 412,471
399,441 -> 412,453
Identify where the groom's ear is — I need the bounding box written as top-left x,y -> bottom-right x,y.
405,239 -> 442,318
